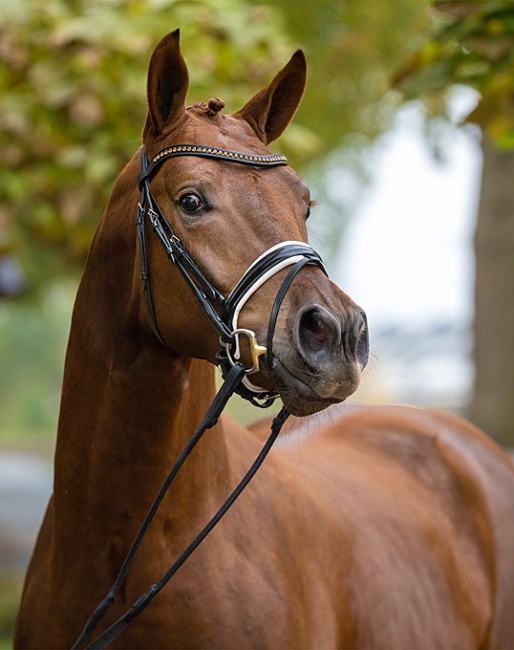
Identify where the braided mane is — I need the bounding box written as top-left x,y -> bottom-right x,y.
189,97 -> 225,116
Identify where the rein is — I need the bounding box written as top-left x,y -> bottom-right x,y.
73,367 -> 288,649
71,144 -> 328,648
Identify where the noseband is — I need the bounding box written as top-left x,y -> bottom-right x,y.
137,143 -> 327,406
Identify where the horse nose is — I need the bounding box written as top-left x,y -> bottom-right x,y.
295,305 -> 369,371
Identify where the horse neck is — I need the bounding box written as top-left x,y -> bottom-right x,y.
52,165 -> 228,537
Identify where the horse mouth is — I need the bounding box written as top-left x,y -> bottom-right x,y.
268,357 -> 340,417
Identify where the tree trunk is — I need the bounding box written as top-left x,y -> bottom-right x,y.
470,135 -> 514,447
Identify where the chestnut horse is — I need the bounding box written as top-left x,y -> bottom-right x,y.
16,30 -> 514,649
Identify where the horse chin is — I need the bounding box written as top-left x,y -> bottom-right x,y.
269,359 -> 344,417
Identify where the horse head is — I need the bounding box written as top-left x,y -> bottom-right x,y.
133,29 -> 368,416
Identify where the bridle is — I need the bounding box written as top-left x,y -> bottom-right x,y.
71,144 -> 329,648
136,143 -> 328,405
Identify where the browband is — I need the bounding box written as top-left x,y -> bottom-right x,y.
139,144 -> 288,185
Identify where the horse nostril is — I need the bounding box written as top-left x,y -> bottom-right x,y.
301,310 -> 330,352
297,306 -> 340,363
295,305 -> 369,372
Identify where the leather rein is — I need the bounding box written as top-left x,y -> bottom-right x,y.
71,144 -> 328,648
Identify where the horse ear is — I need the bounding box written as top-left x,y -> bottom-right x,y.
144,29 -> 189,137
235,50 -> 306,144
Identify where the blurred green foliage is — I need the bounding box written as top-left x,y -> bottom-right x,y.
0,0 -> 433,292
0,0 -> 295,291
0,281 -> 75,446
0,575 -> 23,649
396,0 -> 514,149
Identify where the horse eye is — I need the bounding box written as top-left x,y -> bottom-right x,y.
179,193 -> 204,214
306,200 -> 316,220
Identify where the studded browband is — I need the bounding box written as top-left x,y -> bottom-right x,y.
139,144 -> 288,186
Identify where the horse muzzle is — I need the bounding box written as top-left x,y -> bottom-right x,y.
220,242 -> 369,415
269,303 -> 369,416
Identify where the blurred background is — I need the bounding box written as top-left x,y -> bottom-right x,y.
1,0 -> 514,645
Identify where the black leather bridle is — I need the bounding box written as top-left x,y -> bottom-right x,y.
136,143 -> 327,406
71,144 -> 329,648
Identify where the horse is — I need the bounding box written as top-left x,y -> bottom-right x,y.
15,29 -> 514,649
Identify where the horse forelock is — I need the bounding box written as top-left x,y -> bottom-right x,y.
188,97 -> 226,117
